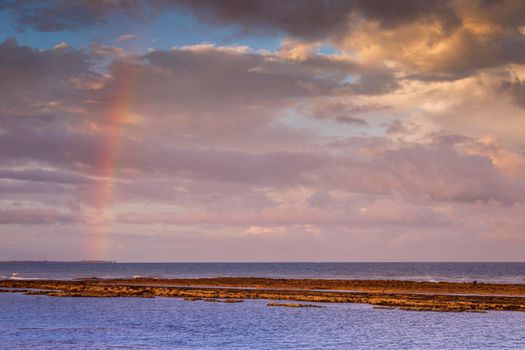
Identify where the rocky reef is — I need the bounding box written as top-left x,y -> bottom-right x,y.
184,297 -> 244,303
1,278 -> 525,312
267,302 -> 324,308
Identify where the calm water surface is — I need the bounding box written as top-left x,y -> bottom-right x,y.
1,293 -> 525,350
1,262 -> 524,283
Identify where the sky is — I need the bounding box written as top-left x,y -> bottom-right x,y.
0,0 -> 524,262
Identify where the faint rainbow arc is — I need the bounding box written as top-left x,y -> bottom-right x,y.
89,65 -> 138,260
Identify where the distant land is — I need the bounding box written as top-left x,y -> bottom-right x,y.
1,260 -> 117,264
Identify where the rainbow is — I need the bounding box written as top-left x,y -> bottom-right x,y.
89,65 -> 138,260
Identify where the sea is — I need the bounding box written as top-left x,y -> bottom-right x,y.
1,261 -> 524,283
1,262 -> 524,349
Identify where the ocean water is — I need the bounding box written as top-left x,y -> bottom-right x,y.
2,263 -> 525,349
1,292 -> 524,349
1,262 -> 524,283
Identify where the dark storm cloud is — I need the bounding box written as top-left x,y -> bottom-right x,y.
175,0 -> 460,39
0,0 -> 458,37
0,0 -> 154,32
4,0 -> 525,80
176,0 -> 524,78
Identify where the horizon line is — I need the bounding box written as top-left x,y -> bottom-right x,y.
2,260 -> 524,264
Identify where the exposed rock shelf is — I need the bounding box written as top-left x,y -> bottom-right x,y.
1,278 -> 525,312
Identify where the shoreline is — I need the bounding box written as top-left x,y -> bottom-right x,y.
1,277 -> 525,312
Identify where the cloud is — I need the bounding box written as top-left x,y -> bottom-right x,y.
357,198 -> 444,225
3,1 -> 524,78
115,199 -> 443,228
2,5 -> 525,258
0,168 -> 96,184
322,141 -> 525,204
351,67 -> 401,94
0,38 -> 90,89
244,225 -> 286,236
0,1 -> 460,39
1,39 -> 523,226
463,134 -> 525,177
342,1 -> 525,79
116,33 -> 137,42
498,77 -> 525,108
0,208 -> 80,225
301,100 -> 389,125
140,44 -> 354,102
0,0 -> 153,32
90,43 -> 127,58
0,38 -> 97,118
78,43 -> 382,149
